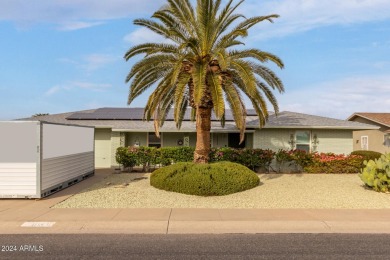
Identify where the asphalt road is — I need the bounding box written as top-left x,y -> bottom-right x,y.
1,234 -> 390,259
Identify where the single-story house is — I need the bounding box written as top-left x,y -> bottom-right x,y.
23,107 -> 378,168
347,113 -> 390,154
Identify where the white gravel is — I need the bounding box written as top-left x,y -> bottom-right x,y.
53,173 -> 390,209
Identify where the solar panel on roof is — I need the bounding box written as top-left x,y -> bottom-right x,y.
65,107 -> 263,121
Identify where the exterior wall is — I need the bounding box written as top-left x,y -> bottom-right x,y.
254,129 -> 354,154
111,132 -> 123,167
245,133 -> 254,148
253,129 -> 292,151
162,132 -> 196,147
94,129 -> 112,168
41,152 -> 94,191
0,121 -> 39,198
0,163 -> 37,197
349,117 -> 390,153
314,130 -> 353,155
352,130 -> 390,154
41,123 -> 95,192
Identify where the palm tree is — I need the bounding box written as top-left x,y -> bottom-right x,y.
124,0 -> 284,163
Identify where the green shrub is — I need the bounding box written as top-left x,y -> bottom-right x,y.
116,147 -> 137,168
359,153 -> 390,192
275,149 -> 294,172
235,149 -> 275,170
351,150 -> 383,162
209,147 -> 236,162
209,148 -> 275,170
274,149 -> 313,172
290,150 -> 314,170
150,162 -> 260,196
160,147 -> 194,164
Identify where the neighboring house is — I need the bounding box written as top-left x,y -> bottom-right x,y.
22,108 -> 377,168
347,113 -> 390,154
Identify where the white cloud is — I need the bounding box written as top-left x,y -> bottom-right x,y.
123,27 -> 173,45
45,81 -> 111,96
73,81 -> 112,91
59,54 -> 119,72
0,0 -> 165,30
44,86 -> 63,96
2,0 -> 390,35
82,54 -> 119,72
240,0 -> 390,39
276,75 -> 390,119
57,21 -> 105,31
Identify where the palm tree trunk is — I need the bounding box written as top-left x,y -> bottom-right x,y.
194,106 -> 211,163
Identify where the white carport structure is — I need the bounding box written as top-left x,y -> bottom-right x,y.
0,121 -> 94,198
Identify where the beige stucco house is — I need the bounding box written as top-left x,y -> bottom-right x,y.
347,113 -> 390,154
25,108 -> 377,168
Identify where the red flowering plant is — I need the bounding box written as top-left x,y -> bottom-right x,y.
305,152 -> 364,173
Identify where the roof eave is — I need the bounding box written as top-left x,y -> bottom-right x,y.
347,113 -> 390,128
246,125 -> 380,130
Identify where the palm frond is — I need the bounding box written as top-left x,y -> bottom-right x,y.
207,73 -> 225,119
252,64 -> 285,92
223,83 -> 246,143
192,61 -> 207,106
230,59 -> 257,96
174,73 -> 191,121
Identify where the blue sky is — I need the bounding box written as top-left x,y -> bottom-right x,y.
0,0 -> 389,120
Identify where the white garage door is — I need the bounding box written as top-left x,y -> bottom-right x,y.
95,129 -> 111,168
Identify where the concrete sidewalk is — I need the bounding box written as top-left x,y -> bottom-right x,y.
1,169 -> 390,234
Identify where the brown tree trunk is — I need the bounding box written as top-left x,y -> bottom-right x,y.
194,107 -> 211,164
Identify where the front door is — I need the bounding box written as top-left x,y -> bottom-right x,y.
95,129 -> 111,168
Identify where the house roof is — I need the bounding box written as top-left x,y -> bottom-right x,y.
20,108 -> 378,131
247,111 -> 379,130
66,107 -> 259,121
347,113 -> 390,128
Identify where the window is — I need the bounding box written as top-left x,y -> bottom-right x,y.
361,136 -> 368,150
295,131 -> 310,152
384,134 -> 390,147
148,132 -> 161,148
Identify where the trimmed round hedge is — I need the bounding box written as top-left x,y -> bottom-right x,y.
351,150 -> 383,162
150,161 -> 260,196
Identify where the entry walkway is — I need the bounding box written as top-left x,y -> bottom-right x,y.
1,169 -> 390,234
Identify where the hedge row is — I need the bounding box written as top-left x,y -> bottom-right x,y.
115,146 -> 194,170
116,146 -> 274,171
116,146 -> 382,173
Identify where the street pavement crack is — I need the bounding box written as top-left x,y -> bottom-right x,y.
322,221 -> 332,231
166,208 -> 172,234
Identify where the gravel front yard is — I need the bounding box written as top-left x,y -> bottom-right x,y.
53,173 -> 390,209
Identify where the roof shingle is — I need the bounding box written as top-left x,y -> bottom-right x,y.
348,113 -> 390,128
